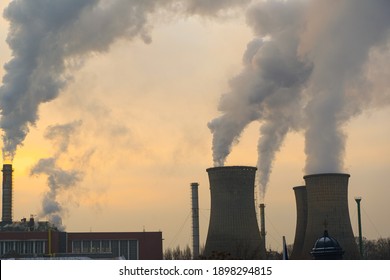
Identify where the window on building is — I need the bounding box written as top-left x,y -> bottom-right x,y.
5,241 -> 14,254
129,240 -> 138,260
82,240 -> 91,253
92,240 -> 100,253
120,240 -> 128,259
36,241 -> 44,254
25,241 -> 33,254
72,241 -> 81,253
111,240 -> 119,257
101,240 -> 110,253
15,241 -> 22,254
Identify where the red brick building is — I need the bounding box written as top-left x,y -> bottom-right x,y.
0,230 -> 163,259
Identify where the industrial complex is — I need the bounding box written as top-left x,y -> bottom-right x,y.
198,167 -> 360,260
1,162 -> 361,260
0,164 -> 163,260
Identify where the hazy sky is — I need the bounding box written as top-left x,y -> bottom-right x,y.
1,0 -> 389,252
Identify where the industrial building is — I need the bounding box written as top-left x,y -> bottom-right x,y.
0,224 -> 163,259
291,173 -> 360,259
2,159 -> 362,260
203,166 -> 264,259
0,164 -> 163,260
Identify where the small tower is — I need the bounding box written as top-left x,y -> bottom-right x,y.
259,203 -> 266,258
190,182 -> 200,259
2,164 -> 13,223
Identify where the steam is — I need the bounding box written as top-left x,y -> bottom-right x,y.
302,0 -> 390,174
3,0 -> 390,200
0,0 -> 251,161
31,121 -> 83,230
209,0 -> 390,196
184,0 -> 251,15
208,1 -> 311,196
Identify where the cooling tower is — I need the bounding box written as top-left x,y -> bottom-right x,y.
290,186 -> 307,260
300,173 -> 359,259
2,164 -> 13,223
190,182 -> 200,259
204,166 -> 263,259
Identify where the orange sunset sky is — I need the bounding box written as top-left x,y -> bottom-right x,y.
1,0 -> 389,252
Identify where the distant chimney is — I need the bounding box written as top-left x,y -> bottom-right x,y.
190,182 -> 200,259
28,214 -> 35,231
2,164 -> 13,223
259,203 -> 266,257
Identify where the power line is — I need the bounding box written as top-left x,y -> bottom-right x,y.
361,205 -> 382,238
167,211 -> 191,249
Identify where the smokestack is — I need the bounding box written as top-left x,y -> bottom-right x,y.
204,166 -> 263,259
300,173 -> 359,259
290,186 -> 308,259
2,164 -> 13,223
190,182 -> 200,259
259,203 -> 266,256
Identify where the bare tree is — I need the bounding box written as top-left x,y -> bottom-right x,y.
164,245 -> 192,260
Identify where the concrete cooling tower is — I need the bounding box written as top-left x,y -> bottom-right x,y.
292,173 -> 359,259
2,164 -> 13,223
290,186 -> 307,260
204,166 -> 263,259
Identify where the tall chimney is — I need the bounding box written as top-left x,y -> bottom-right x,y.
204,166 -> 263,259
190,182 -> 200,259
259,203 -> 266,257
2,164 -> 13,223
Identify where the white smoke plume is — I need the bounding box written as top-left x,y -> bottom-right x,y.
184,0 -> 251,15
301,0 -> 390,174
208,1 -> 311,196
30,121 -> 83,230
0,0 -> 251,161
209,0 -> 390,197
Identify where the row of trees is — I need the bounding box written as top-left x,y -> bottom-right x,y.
164,237 -> 390,260
164,245 -> 193,260
361,237 -> 390,259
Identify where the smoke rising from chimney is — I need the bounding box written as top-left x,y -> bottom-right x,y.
209,0 -> 390,197
2,0 -> 390,200
0,0 -> 250,161
301,0 -> 390,174
209,1 -> 311,197
30,121 -> 83,230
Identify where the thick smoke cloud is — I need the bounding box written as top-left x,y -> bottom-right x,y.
209,1 -> 311,196
30,121 -> 83,230
184,0 -> 251,15
3,0 -> 390,200
301,0 -> 390,174
0,0 -> 251,161
209,0 -> 390,196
